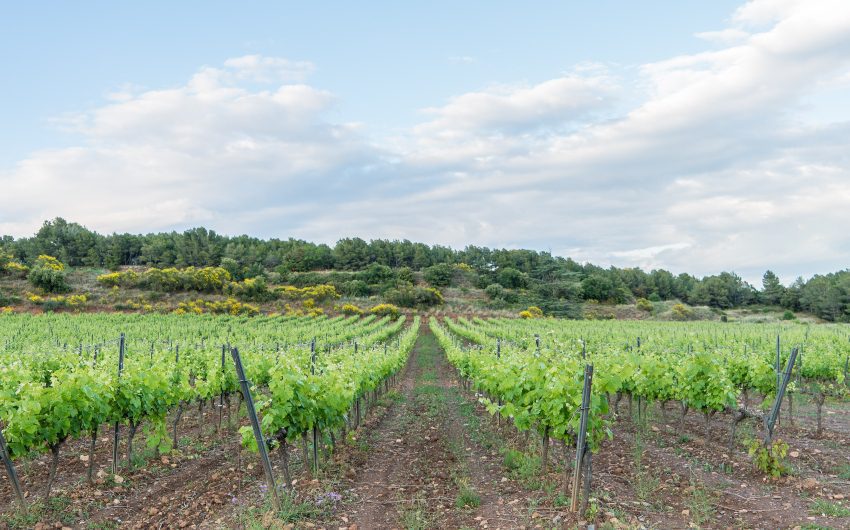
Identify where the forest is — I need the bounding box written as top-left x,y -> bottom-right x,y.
2,218 -> 849,321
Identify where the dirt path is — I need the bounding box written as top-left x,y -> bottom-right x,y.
345,327 -> 533,530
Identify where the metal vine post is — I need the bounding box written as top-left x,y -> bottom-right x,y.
571,364 -> 594,512
230,347 -> 281,510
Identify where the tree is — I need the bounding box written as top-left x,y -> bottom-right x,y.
220,257 -> 243,281
780,277 -> 804,311
334,238 -> 370,270
581,274 -> 614,301
396,266 -> 414,284
761,270 -> 785,305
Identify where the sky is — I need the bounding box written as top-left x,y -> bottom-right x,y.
1,0 -> 849,285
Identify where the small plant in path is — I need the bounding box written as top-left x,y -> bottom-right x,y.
747,438 -> 789,478
809,498 -> 850,517
685,479 -> 715,526
455,480 -> 482,509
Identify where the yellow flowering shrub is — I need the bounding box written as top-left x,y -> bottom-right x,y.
519,306 -> 543,319
370,303 -> 400,318
97,270 -> 139,287
301,284 -> 340,302
341,303 -> 363,316
27,293 -> 88,311
35,255 -> 64,271
174,298 -> 259,316
3,261 -> 29,276
275,284 -> 339,302
65,294 -> 88,308
28,294 -> 44,304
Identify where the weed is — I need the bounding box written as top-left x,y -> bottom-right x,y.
553,492 -> 570,507
809,499 -> 850,517
86,522 -> 120,530
835,463 -> 850,480
747,439 -> 789,478
400,496 -> 430,530
238,490 -> 320,528
502,447 -> 541,485
585,497 -> 600,521
685,480 -> 715,526
455,481 -> 481,509
634,470 -> 660,501
1,495 -> 75,530
632,429 -> 659,501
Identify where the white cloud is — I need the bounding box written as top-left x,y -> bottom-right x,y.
695,28 -> 750,45
0,57 -> 376,235
3,1 -> 850,284
417,71 -> 617,135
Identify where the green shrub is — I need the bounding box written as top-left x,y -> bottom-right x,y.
384,286 -> 444,308
498,267 -> 527,289
358,263 -> 394,285
636,298 -> 653,312
782,310 -> 796,320
342,279 -> 370,297
226,276 -> 275,301
0,293 -> 20,306
27,255 -> 70,293
484,283 -> 505,300
423,263 -> 454,287
396,266 -> 414,284
220,257 -> 243,281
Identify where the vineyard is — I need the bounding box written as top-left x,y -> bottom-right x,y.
0,314 -> 849,529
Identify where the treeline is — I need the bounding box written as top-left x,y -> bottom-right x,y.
2,218 -> 849,321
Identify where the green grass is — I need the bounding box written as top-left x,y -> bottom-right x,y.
632,429 -> 660,503
835,463 -> 850,480
86,522 -> 120,530
1,495 -> 76,530
503,448 -> 541,481
400,496 -> 431,530
455,482 -> 482,508
238,491 -> 320,528
810,499 -> 850,517
685,481 -> 716,526
553,492 -> 570,507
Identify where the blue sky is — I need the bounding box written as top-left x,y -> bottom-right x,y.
2,1 -> 849,284
1,1 -> 741,164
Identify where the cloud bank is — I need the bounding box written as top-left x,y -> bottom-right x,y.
2,0 -> 850,284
